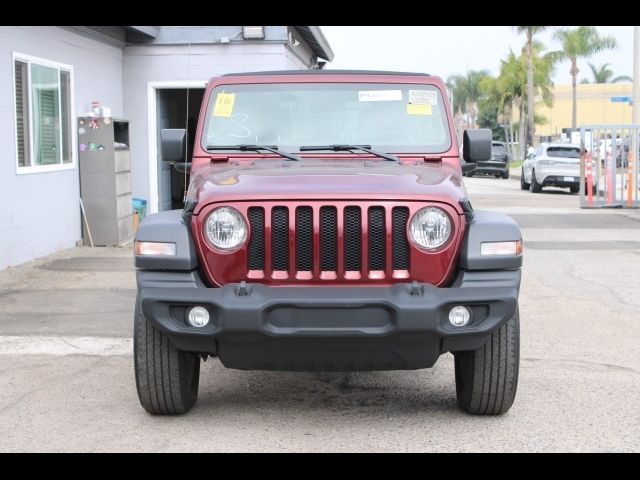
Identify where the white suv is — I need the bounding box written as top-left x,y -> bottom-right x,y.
521,143 -> 597,194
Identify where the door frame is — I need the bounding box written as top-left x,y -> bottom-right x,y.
147,80 -> 207,214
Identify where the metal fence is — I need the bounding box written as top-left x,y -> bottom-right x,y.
580,124 -> 640,208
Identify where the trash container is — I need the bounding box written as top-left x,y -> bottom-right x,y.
132,198 -> 147,219
132,198 -> 147,232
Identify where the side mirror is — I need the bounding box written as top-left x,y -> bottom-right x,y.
160,129 -> 186,162
463,129 -> 492,163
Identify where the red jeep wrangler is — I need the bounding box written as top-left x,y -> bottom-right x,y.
134,70 -> 522,415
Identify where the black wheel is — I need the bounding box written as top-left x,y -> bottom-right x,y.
454,307 -> 520,415
502,170 -> 510,179
520,168 -> 530,190
569,185 -> 579,194
134,296 -> 200,415
530,169 -> 542,193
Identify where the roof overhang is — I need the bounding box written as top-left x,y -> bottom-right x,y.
293,26 -> 334,62
125,26 -> 159,39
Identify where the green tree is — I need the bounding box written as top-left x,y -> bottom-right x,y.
446,69 -> 490,136
581,62 -> 632,83
516,26 -> 549,145
488,45 -> 555,159
553,26 -> 617,128
478,97 -> 505,141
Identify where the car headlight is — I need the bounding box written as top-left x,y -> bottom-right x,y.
410,207 -> 452,250
205,207 -> 247,251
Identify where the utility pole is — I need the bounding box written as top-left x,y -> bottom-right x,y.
633,26 -> 639,200
635,27 -> 640,125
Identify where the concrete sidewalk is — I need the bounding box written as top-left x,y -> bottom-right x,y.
0,245 -> 135,338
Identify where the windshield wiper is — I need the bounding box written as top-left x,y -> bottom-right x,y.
299,144 -> 398,162
206,144 -> 301,162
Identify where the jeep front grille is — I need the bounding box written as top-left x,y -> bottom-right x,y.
246,203 -> 411,281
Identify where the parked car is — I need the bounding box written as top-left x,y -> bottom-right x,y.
615,134 -> 639,169
467,141 -> 510,179
521,143 -> 597,194
133,70 -> 523,416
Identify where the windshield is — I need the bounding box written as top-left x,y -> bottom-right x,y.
492,144 -> 507,155
547,147 -> 580,158
202,83 -> 451,154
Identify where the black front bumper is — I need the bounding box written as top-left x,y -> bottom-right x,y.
471,161 -> 508,176
138,270 -> 519,371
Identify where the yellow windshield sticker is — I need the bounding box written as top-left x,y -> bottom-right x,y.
407,103 -> 432,115
213,93 -> 235,117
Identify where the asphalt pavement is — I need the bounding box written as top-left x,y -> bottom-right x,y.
1,176 -> 639,452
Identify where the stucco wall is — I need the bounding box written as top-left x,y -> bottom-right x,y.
536,83 -> 634,137
0,26 -> 124,269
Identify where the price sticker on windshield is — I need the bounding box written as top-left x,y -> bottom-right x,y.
213,93 -> 236,117
409,90 -> 438,105
407,103 -> 432,115
358,90 -> 402,102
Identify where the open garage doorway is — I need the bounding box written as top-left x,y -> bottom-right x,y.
153,85 -> 205,211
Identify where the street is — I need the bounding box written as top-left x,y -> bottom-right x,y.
1,175 -> 639,452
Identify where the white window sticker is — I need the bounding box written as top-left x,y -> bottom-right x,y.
358,90 -> 403,102
409,90 -> 438,105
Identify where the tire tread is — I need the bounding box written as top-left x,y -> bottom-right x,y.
455,308 -> 520,415
134,297 -> 200,415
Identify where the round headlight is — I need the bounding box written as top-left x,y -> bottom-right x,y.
410,207 -> 452,250
205,207 -> 247,251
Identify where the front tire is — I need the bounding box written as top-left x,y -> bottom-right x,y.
502,169 -> 509,179
134,296 -> 200,415
520,168 -> 530,190
454,307 -> 520,415
570,185 -> 580,194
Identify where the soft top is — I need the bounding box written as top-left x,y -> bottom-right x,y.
222,70 -> 431,77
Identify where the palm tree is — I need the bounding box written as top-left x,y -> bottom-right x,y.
482,44 -> 556,160
516,26 -> 549,146
581,63 -> 632,83
553,26 -> 617,128
465,70 -> 490,129
446,74 -> 468,119
446,69 -> 490,136
495,50 -> 526,159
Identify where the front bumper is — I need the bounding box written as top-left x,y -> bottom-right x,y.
472,161 -> 508,175
138,270 -> 520,371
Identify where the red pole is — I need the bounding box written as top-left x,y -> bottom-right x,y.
585,152 -> 594,207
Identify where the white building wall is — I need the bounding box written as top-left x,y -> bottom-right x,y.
0,26 -> 124,269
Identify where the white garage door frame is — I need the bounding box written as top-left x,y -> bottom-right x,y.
147,80 -> 207,214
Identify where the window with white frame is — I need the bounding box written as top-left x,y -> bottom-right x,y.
13,54 -> 73,171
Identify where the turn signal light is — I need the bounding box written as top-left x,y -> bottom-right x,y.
134,241 -> 177,256
480,240 -> 523,256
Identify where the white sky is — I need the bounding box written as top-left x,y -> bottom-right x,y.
320,26 -> 634,85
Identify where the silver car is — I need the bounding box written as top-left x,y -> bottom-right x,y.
521,143 -> 597,194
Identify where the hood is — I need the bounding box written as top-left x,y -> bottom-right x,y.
188,159 -> 466,215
